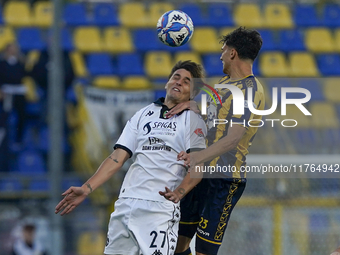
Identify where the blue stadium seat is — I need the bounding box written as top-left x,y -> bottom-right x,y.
253,57 -> 260,76
63,3 -> 90,26
207,4 -> 233,27
133,29 -> 162,52
87,53 -> 115,75
17,28 -> 46,51
257,30 -> 277,51
94,3 -> 119,26
294,129 -> 319,153
0,177 -> 22,192
61,28 -> 74,51
29,179 -> 50,191
278,29 -> 306,52
323,4 -> 340,28
117,53 -> 144,76
179,3 -> 207,26
294,79 -> 325,102
202,54 -> 224,77
154,89 -> 167,101
294,5 -> 322,27
38,126 -> 70,153
62,177 -> 83,191
0,7 -> 3,24
265,78 -> 294,102
17,150 -> 46,174
317,54 -> 340,76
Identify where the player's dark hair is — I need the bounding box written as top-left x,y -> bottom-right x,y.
169,60 -> 205,97
220,26 -> 262,61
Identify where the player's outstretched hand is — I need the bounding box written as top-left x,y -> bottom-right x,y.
55,186 -> 88,216
159,187 -> 180,203
165,101 -> 200,118
177,151 -> 191,167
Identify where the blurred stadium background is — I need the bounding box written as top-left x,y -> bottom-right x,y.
0,0 -> 339,254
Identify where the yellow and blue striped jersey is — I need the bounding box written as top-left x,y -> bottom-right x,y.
205,75 -> 265,178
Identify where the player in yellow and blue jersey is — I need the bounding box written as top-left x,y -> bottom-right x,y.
167,27 -> 264,255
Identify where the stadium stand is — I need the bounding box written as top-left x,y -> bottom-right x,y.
3,1 -> 32,27
0,26 -> 15,51
119,2 -> 148,28
93,3 -> 119,27
33,1 -> 53,28
305,27 -> 335,53
234,3 -> 263,28
103,27 -> 134,54
74,27 -> 103,53
259,52 -> 289,77
93,76 -> 120,89
294,4 -> 322,27
264,3 -> 293,29
207,3 -> 234,27
63,2 -> 90,26
1,3 -> 340,254
144,51 -> 172,78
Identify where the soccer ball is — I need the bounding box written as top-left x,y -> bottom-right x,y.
157,10 -> 194,47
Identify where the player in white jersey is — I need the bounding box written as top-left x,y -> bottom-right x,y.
55,60 -> 207,255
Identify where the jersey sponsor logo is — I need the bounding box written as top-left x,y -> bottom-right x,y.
143,121 -> 177,135
194,128 -> 204,137
149,136 -> 165,145
197,228 -> 210,236
143,121 -> 152,135
146,110 -> 154,116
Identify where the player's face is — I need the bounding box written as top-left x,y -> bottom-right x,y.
220,43 -> 232,74
165,69 -> 193,106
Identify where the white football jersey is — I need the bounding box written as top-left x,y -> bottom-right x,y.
115,98 -> 207,202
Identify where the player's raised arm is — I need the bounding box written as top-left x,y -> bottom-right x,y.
159,163 -> 203,203
55,148 -> 130,216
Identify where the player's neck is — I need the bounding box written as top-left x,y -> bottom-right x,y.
163,97 -> 176,109
228,61 -> 253,81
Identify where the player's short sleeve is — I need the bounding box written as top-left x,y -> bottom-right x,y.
114,107 -> 145,157
185,111 -> 207,153
230,83 -> 261,129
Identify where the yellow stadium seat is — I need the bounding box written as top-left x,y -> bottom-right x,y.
93,76 -> 120,89
148,2 -> 174,27
119,2 -> 148,28
264,3 -> 293,29
74,27 -> 103,53
4,1 -> 32,27
174,52 -> 202,65
190,27 -> 220,53
0,27 -> 15,51
122,76 -> 151,90
323,78 -> 340,103
284,105 -> 311,128
22,76 -> 39,102
310,102 -> 339,128
288,52 -> 319,77
69,51 -> 88,77
77,231 -> 105,255
305,28 -> 335,53
103,27 -> 134,54
25,50 -> 40,72
234,4 -> 263,28
33,1 -> 53,27
219,27 -> 237,38
145,51 -> 172,78
333,29 -> 340,52
260,52 -> 289,77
